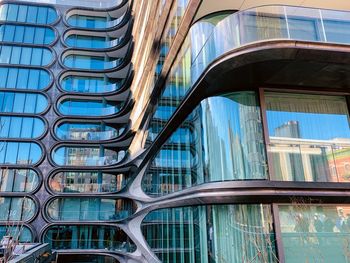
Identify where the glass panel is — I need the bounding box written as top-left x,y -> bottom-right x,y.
58,99 -> 122,117
279,204 -> 350,263
52,146 -> 125,166
265,92 -> 350,182
0,142 -> 42,165
143,92 -> 267,196
67,15 -> 108,29
43,225 -> 136,252
57,254 -> 119,263
46,198 -> 135,221
63,55 -> 121,70
61,75 -> 122,94
55,122 -> 123,141
142,204 -> 276,262
0,225 -> 33,242
49,171 -> 126,193
0,92 -> 47,114
0,197 -> 36,221
0,45 -> 52,66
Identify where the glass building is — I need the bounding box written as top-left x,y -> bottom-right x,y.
2,0 -> 350,262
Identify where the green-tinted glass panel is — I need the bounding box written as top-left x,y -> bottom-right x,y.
142,204 -> 276,262
46,198 -> 135,221
279,204 -> 350,263
43,225 -> 136,252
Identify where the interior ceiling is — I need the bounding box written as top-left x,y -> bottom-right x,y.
195,0 -> 350,21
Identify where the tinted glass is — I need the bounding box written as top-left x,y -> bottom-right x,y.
0,45 -> 53,66
0,169 -> 39,192
43,225 -> 136,252
0,197 -> 36,221
49,171 -> 126,193
0,92 -> 48,114
0,142 -> 42,165
0,116 -> 45,139
61,75 -> 121,93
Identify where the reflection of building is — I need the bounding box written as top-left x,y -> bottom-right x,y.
3,0 -> 350,263
275,121 -> 301,138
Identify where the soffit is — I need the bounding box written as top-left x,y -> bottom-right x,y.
195,0 -> 350,21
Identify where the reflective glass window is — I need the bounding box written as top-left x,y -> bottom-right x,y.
279,204 -> 350,263
0,116 -> 45,139
0,142 -> 42,165
0,24 -> 55,45
0,197 -> 36,221
55,122 -> 124,141
0,4 -> 57,24
49,171 -> 126,193
43,225 -> 136,252
63,54 -> 121,70
67,15 -> 107,29
52,146 -> 125,166
65,35 -> 115,49
0,92 -> 48,114
143,92 -> 267,196
46,198 -> 135,221
0,169 -> 39,193
61,75 -> 122,93
0,226 -> 33,242
142,204 -> 276,263
265,92 -> 350,182
0,45 -> 53,66
58,99 -> 122,117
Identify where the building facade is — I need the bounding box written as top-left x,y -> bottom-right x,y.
1,0 -> 350,262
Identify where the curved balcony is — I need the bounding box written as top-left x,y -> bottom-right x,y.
65,1 -> 129,30
150,5 -> 350,144
62,25 -> 130,50
61,45 -> 130,71
0,168 -> 40,193
51,145 -> 126,167
0,23 -> 57,46
58,71 -> 128,95
55,121 -> 125,141
0,3 -> 59,25
45,197 -> 136,222
57,98 -> 123,117
48,171 -> 127,194
41,224 -> 136,252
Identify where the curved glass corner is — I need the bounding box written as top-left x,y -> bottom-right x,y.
51,146 -> 125,166
42,225 -> 136,252
150,5 -> 350,146
65,34 -> 121,49
46,197 -> 136,221
67,13 -> 126,29
49,171 -> 127,193
143,92 -> 267,196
